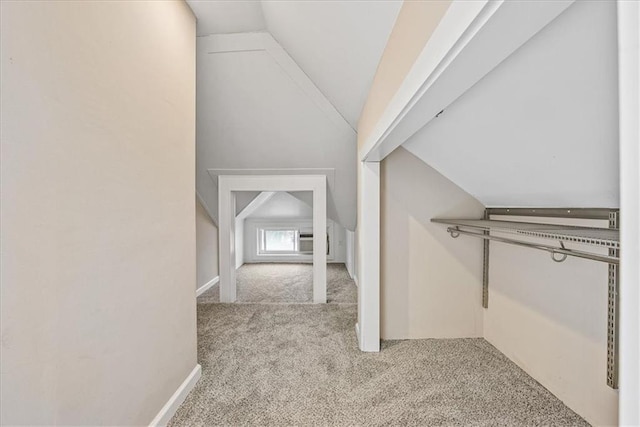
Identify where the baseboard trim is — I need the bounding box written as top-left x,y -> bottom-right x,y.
149,364 -> 201,427
353,275 -> 359,288
196,276 -> 219,297
355,322 -> 361,344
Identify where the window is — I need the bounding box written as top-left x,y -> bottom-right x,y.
259,229 -> 298,254
251,221 -> 334,260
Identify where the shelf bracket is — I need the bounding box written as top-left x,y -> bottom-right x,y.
482,210 -> 490,308
607,210 -> 619,389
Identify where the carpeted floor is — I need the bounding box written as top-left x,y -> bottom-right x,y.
171,263 -> 587,426
198,263 -> 357,304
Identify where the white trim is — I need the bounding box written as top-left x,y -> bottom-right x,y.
196,276 -> 219,297
353,275 -> 358,288
218,175 -> 327,304
357,162 -> 380,352
208,168 -> 336,190
149,364 -> 201,427
236,192 -> 276,221
618,1 -> 640,424
262,35 -> 356,133
201,32 -> 266,53
360,0 -> 574,162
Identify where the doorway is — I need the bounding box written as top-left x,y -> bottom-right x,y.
218,175 -> 327,303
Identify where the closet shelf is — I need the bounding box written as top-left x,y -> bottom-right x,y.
433,208 -> 620,390
431,218 -> 619,264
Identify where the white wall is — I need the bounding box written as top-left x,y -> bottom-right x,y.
241,191 -> 346,264
197,199 -> 219,288
243,219 -> 345,264
235,217 -> 245,269
0,1 -> 197,425
484,216 -> 617,426
403,0 -> 619,209
249,191 -> 312,218
345,230 -> 356,280
381,148 -> 485,339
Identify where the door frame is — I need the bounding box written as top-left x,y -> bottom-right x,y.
218,175 -> 327,303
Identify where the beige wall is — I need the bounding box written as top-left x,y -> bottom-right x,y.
381,148 -> 484,339
0,1 -> 197,425
196,199 -> 219,288
357,0 -> 451,148
485,217 -> 618,426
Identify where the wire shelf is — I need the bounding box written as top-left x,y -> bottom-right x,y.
431,219 -> 619,249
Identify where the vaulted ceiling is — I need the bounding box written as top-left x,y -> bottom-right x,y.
403,0 -> 619,208
186,0 -> 402,129
186,0 -> 402,230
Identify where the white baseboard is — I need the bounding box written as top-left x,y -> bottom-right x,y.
149,364 -> 201,427
196,276 -> 219,297
355,322 -> 360,343
353,275 -> 359,288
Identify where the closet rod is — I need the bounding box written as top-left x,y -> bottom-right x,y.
446,227 -> 619,264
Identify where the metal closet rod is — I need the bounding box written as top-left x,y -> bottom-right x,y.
447,227 -> 619,264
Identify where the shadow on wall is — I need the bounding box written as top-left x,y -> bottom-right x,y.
380,147 -> 485,340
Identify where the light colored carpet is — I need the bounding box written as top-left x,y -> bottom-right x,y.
169,302 -> 588,426
198,263 -> 357,304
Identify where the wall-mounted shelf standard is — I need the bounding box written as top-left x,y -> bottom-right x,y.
432,208 -> 620,389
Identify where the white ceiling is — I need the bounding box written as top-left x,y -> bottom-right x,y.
261,1 -> 402,129
248,192 -> 312,219
187,0 -> 402,130
403,0 -> 619,208
186,1 -> 265,36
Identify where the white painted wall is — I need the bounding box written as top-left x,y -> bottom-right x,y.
196,33 -> 357,231
249,192 -> 312,219
381,148 -> 485,339
403,0 -> 619,208
243,218 -> 345,264
261,1 -> 402,129
197,199 -> 218,288
0,1 -> 197,424
235,217 -> 245,269
241,191 -> 346,264
484,216 -> 617,426
345,230 -> 356,281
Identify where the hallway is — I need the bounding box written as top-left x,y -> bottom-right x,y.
170,264 -> 586,426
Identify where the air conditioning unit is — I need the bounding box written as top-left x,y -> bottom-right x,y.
299,232 -> 313,253
298,231 -> 329,255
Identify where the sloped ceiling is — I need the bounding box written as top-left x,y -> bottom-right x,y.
188,2 -> 401,230
248,192 -> 312,219
261,1 -> 402,129
403,0 -> 619,208
186,1 -> 265,36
